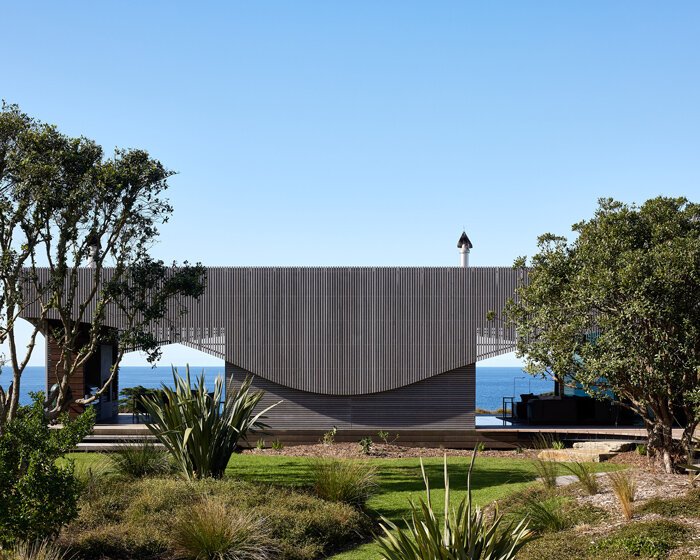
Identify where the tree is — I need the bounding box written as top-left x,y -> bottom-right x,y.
0,102 -> 206,424
505,197 -> 700,473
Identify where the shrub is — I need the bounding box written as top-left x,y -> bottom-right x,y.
308,458 -> 376,509
608,470 -> 636,520
271,439 -> 283,450
591,520 -> 689,558
375,452 -> 534,559
359,436 -> 372,455
532,457 -> 559,489
61,476 -> 370,560
110,438 -> 171,477
637,443 -> 647,456
563,461 -> 599,495
140,366 -> 278,479
0,393 -> 94,545
320,426 -> 337,446
173,497 -> 277,560
256,439 -> 265,450
476,441 -> 486,452
551,440 -> 565,450
3,539 -> 71,560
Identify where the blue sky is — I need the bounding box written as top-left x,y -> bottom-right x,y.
2,2 -> 699,367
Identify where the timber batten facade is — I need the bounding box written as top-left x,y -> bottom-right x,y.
23,266 -> 523,431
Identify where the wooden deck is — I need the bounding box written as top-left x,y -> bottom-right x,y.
87,420 -> 670,450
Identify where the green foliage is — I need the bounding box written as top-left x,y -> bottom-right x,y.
520,496 -> 569,533
505,197 -> 700,471
359,436 -> 373,455
308,458 -> 377,509
639,489 -> 700,518
590,520 -> 689,558
607,470 -> 636,520
636,443 -> 647,456
173,497 -> 277,560
140,366 -> 278,480
0,394 -> 94,545
61,475 -> 370,560
271,439 -> 283,450
563,461 -> 599,495
256,439 -> 265,450
320,426 -> 338,446
551,440 -> 565,450
476,441 -> 486,452
375,452 -> 534,559
377,430 -> 399,445
110,438 -> 172,478
0,103 -> 207,422
532,458 -> 559,490
118,386 -> 159,413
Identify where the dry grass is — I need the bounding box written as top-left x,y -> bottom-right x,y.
308,458 -> 377,509
173,497 -> 278,560
608,470 -> 636,520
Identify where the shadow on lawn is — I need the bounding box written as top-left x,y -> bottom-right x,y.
375,460 -> 536,495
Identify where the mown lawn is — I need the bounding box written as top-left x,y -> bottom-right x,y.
66,452 -> 624,559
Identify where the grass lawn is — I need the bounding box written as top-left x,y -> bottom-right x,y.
66,452 -> 624,560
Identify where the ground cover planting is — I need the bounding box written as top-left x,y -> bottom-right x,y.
60,450 -> 628,560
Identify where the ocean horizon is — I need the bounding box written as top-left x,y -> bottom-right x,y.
1,365 -> 553,413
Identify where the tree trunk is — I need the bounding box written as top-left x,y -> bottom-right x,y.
647,420 -> 677,474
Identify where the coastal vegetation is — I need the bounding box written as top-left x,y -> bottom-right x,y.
0,103 -> 205,427
505,196 -> 700,472
138,366 -> 278,480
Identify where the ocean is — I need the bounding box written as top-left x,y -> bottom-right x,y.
1,365 -> 552,412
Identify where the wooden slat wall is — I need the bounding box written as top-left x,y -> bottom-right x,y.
226,361 -> 476,430
22,266 -> 525,397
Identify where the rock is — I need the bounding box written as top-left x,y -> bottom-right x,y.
572,441 -> 637,453
537,449 -> 615,462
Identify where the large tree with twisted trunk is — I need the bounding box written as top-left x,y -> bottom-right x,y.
0,103 -> 205,425
505,197 -> 699,473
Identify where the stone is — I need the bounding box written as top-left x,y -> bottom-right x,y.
537,449 -> 615,462
572,441 -> 637,453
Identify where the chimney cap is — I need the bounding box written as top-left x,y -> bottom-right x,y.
85,233 -> 101,248
457,231 -> 473,249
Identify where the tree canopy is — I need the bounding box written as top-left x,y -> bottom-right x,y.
0,102 -> 205,424
505,197 -> 700,472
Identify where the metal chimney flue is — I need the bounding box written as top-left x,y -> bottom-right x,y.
457,231 -> 472,267
86,234 -> 101,268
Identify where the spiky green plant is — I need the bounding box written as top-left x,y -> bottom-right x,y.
532,457 -> 559,490
139,366 -> 279,479
375,451 -> 534,559
520,496 -> 569,533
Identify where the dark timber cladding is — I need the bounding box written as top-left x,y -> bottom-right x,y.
21,266 -> 523,430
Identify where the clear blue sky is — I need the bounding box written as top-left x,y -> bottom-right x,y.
2,1 -> 699,367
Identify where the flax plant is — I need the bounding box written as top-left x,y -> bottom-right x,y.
376,451 -> 534,560
140,366 -> 279,479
